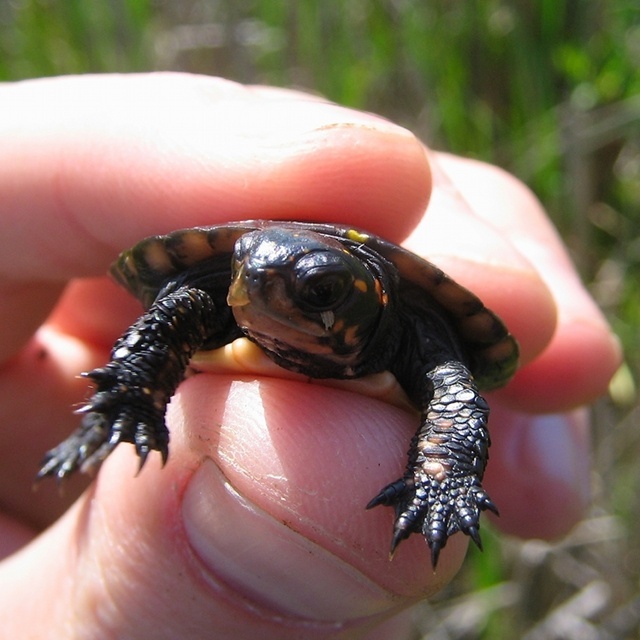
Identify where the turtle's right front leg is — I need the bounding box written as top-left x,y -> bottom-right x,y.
37,286 -> 217,481
367,360 -> 498,567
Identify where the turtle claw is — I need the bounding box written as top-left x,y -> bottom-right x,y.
37,414 -> 112,481
366,479 -> 409,510
467,526 -> 483,551
134,447 -> 150,475
431,544 -> 443,569
483,496 -> 500,517
385,525 -> 402,557
369,473 -> 496,568
37,401 -> 169,481
132,435 -> 169,475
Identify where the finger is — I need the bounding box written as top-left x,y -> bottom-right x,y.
189,339 -> 592,543
485,403 -> 591,539
0,376 -> 459,638
175,376 -> 465,594
0,73 -> 431,361
432,153 -> 621,410
45,277 -> 142,351
401,152 -> 558,370
0,328 -> 98,527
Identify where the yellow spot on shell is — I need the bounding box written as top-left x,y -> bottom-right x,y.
346,229 -> 370,243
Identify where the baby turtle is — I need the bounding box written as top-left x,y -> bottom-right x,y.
39,220 -> 518,566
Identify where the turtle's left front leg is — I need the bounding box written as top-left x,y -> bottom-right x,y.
37,286 -> 218,481
367,360 -> 498,567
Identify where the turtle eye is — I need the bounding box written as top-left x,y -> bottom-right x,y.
300,272 -> 351,309
294,253 -> 354,311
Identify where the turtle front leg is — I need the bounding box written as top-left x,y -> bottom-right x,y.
37,286 -> 217,481
367,360 -> 498,567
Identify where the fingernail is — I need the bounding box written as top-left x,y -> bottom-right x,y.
182,460 -> 398,622
207,95 -> 415,142
525,408 -> 591,503
497,406 -> 591,499
488,405 -> 592,539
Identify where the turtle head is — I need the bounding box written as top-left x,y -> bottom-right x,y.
227,227 -> 392,378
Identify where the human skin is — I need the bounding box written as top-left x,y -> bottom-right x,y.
0,74 -> 621,639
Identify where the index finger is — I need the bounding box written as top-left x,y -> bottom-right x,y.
0,73 -> 431,361
431,153 -> 621,410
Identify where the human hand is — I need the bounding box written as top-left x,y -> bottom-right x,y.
0,74 -> 620,639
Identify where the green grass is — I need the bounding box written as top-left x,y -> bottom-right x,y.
2,1 -> 639,637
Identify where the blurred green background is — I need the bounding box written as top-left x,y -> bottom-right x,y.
2,1 -> 639,638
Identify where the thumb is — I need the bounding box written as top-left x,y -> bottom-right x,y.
0,374 -> 463,639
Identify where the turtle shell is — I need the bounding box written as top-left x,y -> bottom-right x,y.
40,219 -> 520,563
111,220 -> 518,390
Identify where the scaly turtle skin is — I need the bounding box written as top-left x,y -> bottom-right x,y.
38,220 -> 518,566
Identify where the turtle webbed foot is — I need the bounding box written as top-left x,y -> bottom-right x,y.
368,360 -> 496,567
37,372 -> 169,482
368,475 -> 498,567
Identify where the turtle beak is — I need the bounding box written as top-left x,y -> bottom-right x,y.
227,262 -> 251,307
